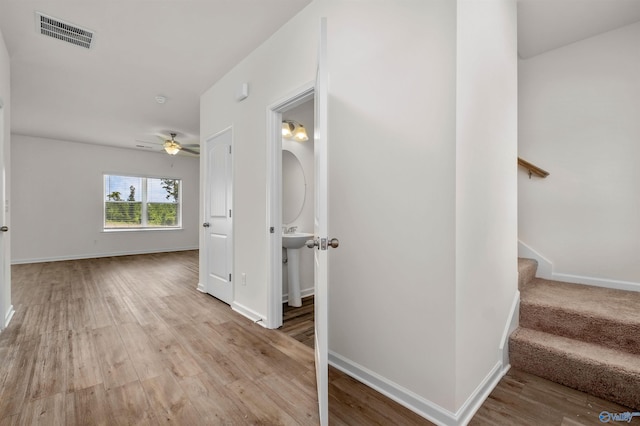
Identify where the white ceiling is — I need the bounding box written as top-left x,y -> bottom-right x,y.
518,0 -> 640,59
0,0 -> 312,153
0,0 -> 639,154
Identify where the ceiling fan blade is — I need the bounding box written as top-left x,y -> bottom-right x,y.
135,139 -> 162,146
181,147 -> 200,155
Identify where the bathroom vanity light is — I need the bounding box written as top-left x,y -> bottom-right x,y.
282,120 -> 309,142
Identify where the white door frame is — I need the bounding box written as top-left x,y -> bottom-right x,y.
266,83 -> 315,329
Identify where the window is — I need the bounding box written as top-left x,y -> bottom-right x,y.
104,175 -> 181,230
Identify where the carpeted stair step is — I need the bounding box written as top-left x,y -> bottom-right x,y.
520,279 -> 640,355
517,258 -> 537,290
510,327 -> 640,410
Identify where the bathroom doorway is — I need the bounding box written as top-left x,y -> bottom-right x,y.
282,100 -> 315,297
280,296 -> 315,348
266,84 -> 315,333
278,97 -> 315,338
280,98 -> 315,347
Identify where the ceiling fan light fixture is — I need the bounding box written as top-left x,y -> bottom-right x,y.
164,141 -> 181,155
164,133 -> 181,155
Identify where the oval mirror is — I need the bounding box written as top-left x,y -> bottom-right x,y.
282,150 -> 306,224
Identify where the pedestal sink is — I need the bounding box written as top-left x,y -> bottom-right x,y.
283,233 -> 313,307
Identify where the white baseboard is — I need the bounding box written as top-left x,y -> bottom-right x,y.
552,272 -> 640,292
518,241 -> 552,279
518,240 -> 640,292
328,351 -> 457,425
231,301 -> 267,327
281,287 -> 314,304
11,246 -> 199,265
499,290 -> 520,368
329,352 -> 506,426
456,362 -> 508,425
4,304 -> 15,330
196,282 -> 206,293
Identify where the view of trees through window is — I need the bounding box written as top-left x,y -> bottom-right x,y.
104,175 -> 181,229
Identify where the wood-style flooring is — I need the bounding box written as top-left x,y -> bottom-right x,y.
0,251 -> 427,425
0,251 -> 630,425
281,296 -> 315,349
280,294 -> 633,425
471,368 -> 633,425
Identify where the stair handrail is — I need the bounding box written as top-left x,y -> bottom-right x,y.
518,157 -> 549,179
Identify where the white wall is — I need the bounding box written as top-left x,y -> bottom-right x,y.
200,0 -> 517,421
455,0 -> 517,409
201,0 -> 458,413
519,21 -> 640,285
11,135 -> 199,263
326,0 -> 458,413
282,99 -> 314,300
200,5 -> 320,322
0,27 -> 12,329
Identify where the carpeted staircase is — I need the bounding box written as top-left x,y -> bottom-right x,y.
509,258 -> 640,410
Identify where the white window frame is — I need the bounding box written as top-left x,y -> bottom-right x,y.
103,174 -> 183,231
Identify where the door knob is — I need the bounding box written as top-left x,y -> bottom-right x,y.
306,238 -> 339,249
202,222 -> 210,228
0,226 -> 7,232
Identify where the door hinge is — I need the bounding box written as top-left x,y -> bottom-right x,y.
270,226 -> 274,233
229,273 -> 232,282
229,209 -> 232,218
229,146 -> 232,154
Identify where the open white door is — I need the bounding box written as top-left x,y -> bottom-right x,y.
309,17 -> 331,426
0,98 -> 8,330
203,129 -> 233,304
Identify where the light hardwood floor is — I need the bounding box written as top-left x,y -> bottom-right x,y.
279,296 -> 634,425
0,251 -> 428,425
281,296 -> 315,349
1,251 -> 630,425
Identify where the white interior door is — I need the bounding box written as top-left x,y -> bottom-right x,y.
312,17 -> 330,426
204,129 -> 233,304
0,98 -> 6,330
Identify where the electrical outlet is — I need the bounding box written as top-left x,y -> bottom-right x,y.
241,273 -> 247,286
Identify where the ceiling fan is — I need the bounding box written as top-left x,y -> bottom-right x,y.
162,132 -> 199,156
136,131 -> 200,156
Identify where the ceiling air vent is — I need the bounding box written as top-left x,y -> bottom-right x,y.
36,12 -> 94,49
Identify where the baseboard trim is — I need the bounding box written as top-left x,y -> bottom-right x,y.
329,352 -> 506,425
456,361 -> 507,425
196,282 -> 206,293
4,304 -> 15,330
11,246 -> 199,265
499,290 -> 520,368
328,351 -> 457,425
518,241 -> 553,279
518,240 -> 640,292
552,272 -> 640,292
281,287 -> 314,304
231,302 -> 267,327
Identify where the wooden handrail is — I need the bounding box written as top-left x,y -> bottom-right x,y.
518,157 -> 549,179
